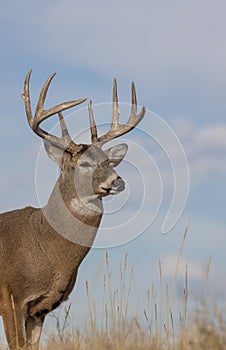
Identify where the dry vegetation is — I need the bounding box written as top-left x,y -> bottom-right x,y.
42,302 -> 226,350
1,227 -> 225,349
41,228 -> 226,350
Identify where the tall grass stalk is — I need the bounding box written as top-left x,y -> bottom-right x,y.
2,227 -> 223,350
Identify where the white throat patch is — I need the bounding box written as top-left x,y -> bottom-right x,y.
71,196 -> 103,216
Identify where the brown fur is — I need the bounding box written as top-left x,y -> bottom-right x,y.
0,71 -> 145,349
0,143 -> 127,349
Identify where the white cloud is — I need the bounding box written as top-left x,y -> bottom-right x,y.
171,119 -> 226,184
196,125 -> 226,152
161,254 -> 204,280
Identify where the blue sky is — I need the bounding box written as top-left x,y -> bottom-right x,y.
0,0 -> 226,340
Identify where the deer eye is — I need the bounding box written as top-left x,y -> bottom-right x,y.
79,161 -> 92,168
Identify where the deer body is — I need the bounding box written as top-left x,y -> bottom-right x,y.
0,71 -> 145,349
0,180 -> 101,349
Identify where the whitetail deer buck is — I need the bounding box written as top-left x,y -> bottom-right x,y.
0,70 -> 145,349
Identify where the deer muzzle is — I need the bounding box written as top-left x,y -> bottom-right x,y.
111,177 -> 125,193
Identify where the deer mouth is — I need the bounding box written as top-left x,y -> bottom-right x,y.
100,188 -> 119,195
99,178 -> 125,196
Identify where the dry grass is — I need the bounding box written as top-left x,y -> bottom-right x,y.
39,228 -> 226,350
1,227 -> 225,349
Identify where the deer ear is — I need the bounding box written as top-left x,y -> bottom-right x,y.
44,140 -> 64,165
104,143 -> 128,167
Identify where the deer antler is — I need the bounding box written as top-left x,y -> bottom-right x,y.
22,69 -> 87,151
88,78 -> 145,145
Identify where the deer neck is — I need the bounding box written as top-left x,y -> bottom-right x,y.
42,173 -> 103,246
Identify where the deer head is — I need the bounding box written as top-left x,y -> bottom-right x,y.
22,70 -> 145,209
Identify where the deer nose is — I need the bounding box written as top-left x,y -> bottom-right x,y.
112,177 -> 125,192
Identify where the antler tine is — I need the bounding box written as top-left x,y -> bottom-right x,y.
112,77 -> 120,129
34,72 -> 57,127
58,112 -> 71,140
131,81 -> 137,114
22,69 -> 87,150
32,73 -> 86,134
127,81 -> 145,127
96,80 -> 145,145
22,69 -> 33,129
88,101 -> 98,144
